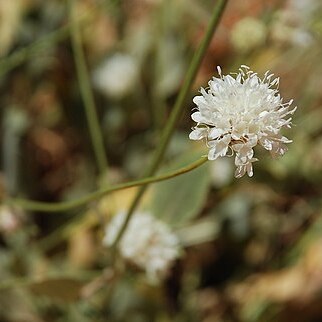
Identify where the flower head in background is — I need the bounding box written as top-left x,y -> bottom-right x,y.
93,53 -> 139,100
103,211 -> 181,282
0,205 -> 22,234
271,0 -> 320,47
189,65 -> 296,178
230,17 -> 267,53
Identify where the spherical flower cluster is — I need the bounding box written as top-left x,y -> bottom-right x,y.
103,211 -> 181,282
230,17 -> 267,53
0,205 -> 21,234
93,53 -> 139,99
189,66 -> 296,178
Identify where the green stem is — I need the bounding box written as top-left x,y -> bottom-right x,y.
111,0 -> 228,249
69,0 -> 108,175
6,157 -> 207,212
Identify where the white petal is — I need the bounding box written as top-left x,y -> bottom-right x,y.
208,128 -> 224,139
191,112 -> 203,123
193,95 -> 206,106
234,146 -> 254,165
260,138 -> 273,151
217,66 -> 222,76
231,121 -> 247,139
279,136 -> 292,143
247,135 -> 258,147
208,148 -> 218,160
250,76 -> 259,87
207,137 -> 230,160
235,165 -> 246,178
189,128 -> 207,140
246,163 -> 254,177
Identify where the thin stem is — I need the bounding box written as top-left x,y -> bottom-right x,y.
6,157 -> 207,212
111,0 -> 228,249
69,0 -> 108,175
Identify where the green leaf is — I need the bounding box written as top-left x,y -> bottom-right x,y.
175,217 -> 220,246
149,151 -> 210,227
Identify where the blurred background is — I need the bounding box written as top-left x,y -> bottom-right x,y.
1,0 -> 322,321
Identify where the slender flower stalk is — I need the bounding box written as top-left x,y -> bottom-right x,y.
189,65 -> 296,177
6,158 -> 207,212
69,0 -> 108,175
111,0 -> 229,250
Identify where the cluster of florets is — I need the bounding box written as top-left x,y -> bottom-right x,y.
189,65 -> 296,178
103,211 -> 180,282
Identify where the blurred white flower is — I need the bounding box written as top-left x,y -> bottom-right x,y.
271,12 -> 314,47
270,0 -> 322,47
0,205 -> 21,234
93,53 -> 139,99
231,17 -> 267,53
288,0 -> 320,21
103,211 -> 181,282
189,66 -> 296,178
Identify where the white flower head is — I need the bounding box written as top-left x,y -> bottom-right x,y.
0,205 -> 21,234
103,211 -> 181,282
93,53 -> 139,99
231,17 -> 267,53
189,65 -> 296,178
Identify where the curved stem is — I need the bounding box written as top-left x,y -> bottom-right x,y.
111,0 -> 229,249
69,0 -> 108,175
6,157 -> 207,212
